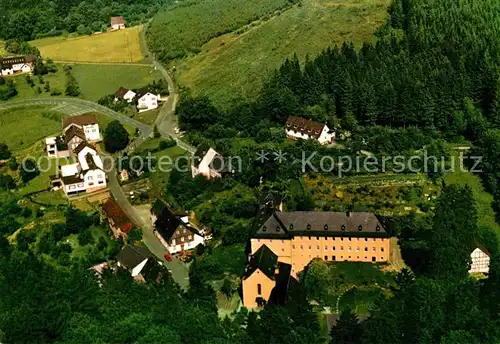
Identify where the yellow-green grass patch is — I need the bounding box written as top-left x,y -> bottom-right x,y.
176,0 -> 390,109
31,26 -> 145,63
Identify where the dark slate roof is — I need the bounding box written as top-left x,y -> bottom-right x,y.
64,126 -> 86,144
0,55 -> 36,69
243,244 -> 278,280
268,263 -> 305,306
285,115 -> 326,138
255,211 -> 389,239
134,87 -> 153,100
255,191 -> 283,229
116,245 -> 154,270
61,174 -> 83,185
114,87 -> 130,99
140,259 -> 167,283
83,153 -> 98,171
62,114 -> 97,129
73,141 -> 95,155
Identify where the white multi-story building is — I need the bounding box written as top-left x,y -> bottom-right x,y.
63,114 -> 102,143
151,200 -> 206,255
0,55 -> 36,76
285,116 -> 335,145
469,246 -> 490,274
135,88 -> 160,112
50,143 -> 107,196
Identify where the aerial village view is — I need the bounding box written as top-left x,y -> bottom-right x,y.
0,0 -> 499,343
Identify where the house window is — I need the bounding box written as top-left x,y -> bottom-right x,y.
372,257 -> 376,262
365,247 -> 368,251
98,181 -> 104,184
381,248 -> 384,252
325,246 -> 328,250
340,246 -> 344,250
316,236 -> 319,240
332,246 -> 335,250
356,247 -> 360,252
88,182 -> 94,186
181,237 -> 185,242
188,235 -> 192,240
292,245 -> 295,249
308,246 -> 311,250
300,245 -> 303,249
372,247 -> 376,252
316,245 -> 320,250
324,255 -> 328,261
348,247 -> 351,252
365,238 -> 368,242
332,256 -> 336,261
348,237 -> 352,241
257,284 -> 262,295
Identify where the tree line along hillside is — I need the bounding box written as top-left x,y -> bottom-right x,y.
146,0 -> 296,61
176,0 -> 500,220
0,0 -> 172,41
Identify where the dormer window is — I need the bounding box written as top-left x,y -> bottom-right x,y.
276,226 -> 280,232
358,225 -> 362,231
341,225 -> 346,231
307,224 -> 311,230
289,224 -> 294,230
324,224 -> 328,230
376,225 -> 380,232
262,226 -> 267,232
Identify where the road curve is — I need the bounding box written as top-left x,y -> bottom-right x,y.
0,97 -> 152,139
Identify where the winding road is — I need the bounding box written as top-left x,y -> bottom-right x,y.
0,27 -> 193,287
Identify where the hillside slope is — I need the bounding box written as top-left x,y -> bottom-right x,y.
173,0 -> 389,109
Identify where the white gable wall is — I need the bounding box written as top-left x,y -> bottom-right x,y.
469,247 -> 490,274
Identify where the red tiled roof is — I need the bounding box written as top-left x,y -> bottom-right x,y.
102,198 -> 133,233
111,16 -> 125,25
285,116 -> 326,138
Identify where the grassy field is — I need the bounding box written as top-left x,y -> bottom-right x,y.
0,41 -> 5,55
0,106 -> 60,151
31,26 -> 145,63
10,63 -> 160,102
443,150 -> 500,235
147,0 -> 292,61
175,0 -> 390,109
134,108 -> 160,125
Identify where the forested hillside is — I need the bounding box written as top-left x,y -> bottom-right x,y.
0,0 -> 171,40
147,0 -> 296,61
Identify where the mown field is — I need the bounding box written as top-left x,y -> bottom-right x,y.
31,26 -> 145,63
0,106 -> 61,151
174,0 -> 390,109
147,0 -> 293,61
10,63 -> 160,102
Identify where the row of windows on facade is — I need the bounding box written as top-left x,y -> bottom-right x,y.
292,256 -> 384,264
257,237 -> 384,243
262,224 -> 381,232
171,235 -> 192,245
293,245 -> 385,252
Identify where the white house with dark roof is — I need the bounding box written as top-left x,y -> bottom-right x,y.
0,55 -> 36,76
110,16 -> 126,30
135,88 -> 160,112
151,200 -> 205,254
63,114 -> 101,143
51,142 -> 106,196
285,115 -> 335,145
191,145 -> 225,179
114,87 -> 136,103
116,245 -> 166,283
